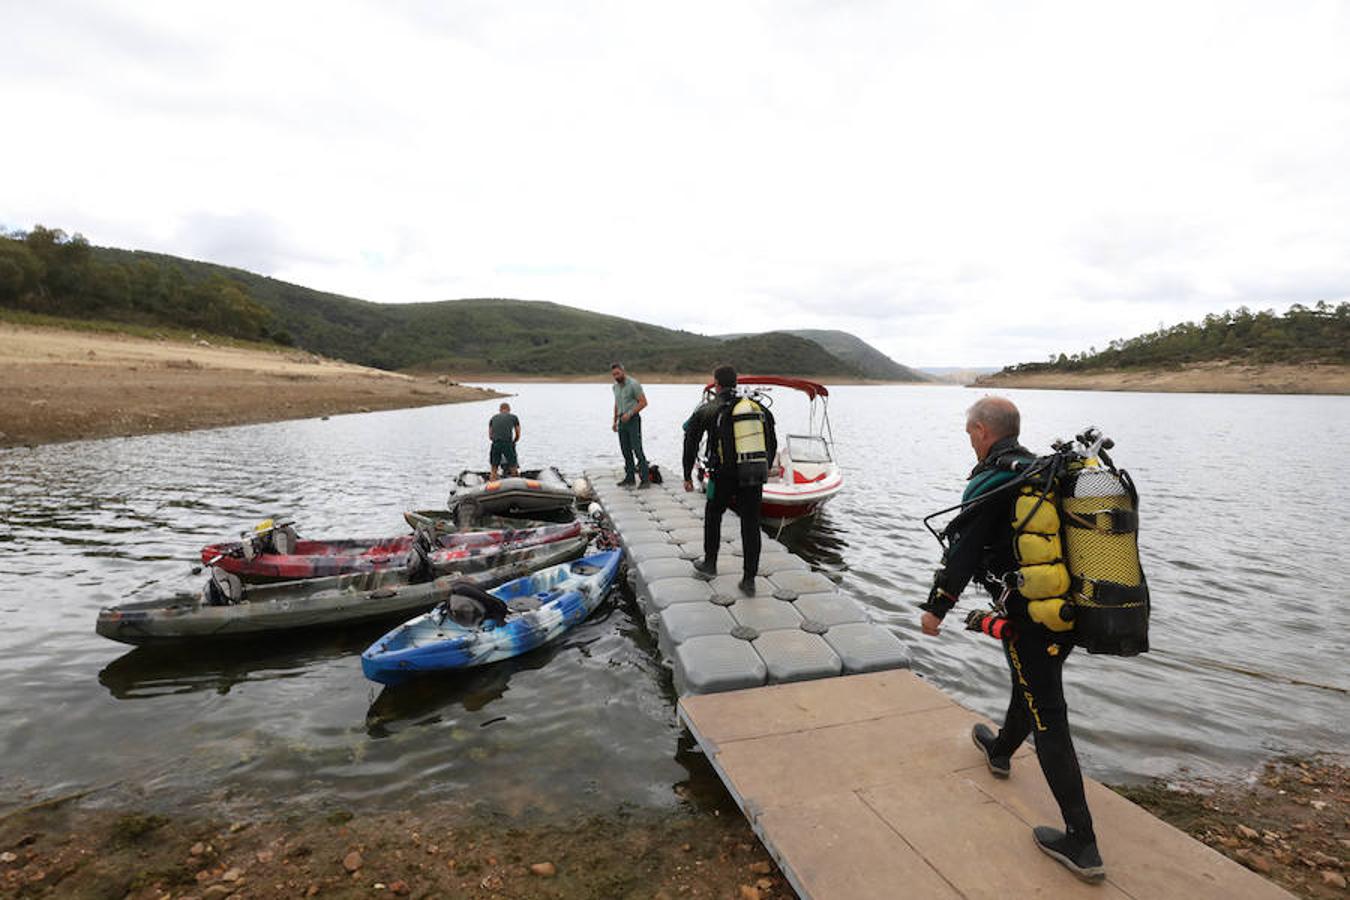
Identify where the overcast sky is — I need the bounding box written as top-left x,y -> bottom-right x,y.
3,1 -> 1348,366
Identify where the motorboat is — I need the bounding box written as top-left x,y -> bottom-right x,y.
695,376 -> 844,527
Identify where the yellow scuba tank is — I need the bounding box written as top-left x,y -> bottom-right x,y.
731,397 -> 768,486
1007,432 -> 1150,654
1058,456 -> 1149,655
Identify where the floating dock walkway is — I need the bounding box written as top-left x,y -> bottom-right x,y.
586,469 -> 1294,900
585,469 -> 909,693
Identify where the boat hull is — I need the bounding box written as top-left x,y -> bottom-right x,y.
759,472 -> 845,526
448,469 -> 576,521
203,522 -> 585,583
95,535 -> 592,645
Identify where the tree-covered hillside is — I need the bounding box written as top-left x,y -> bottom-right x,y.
0,225 -> 879,378
999,303 -> 1349,375
1,227 -> 282,343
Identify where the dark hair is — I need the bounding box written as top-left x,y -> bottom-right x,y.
713,364 -> 737,388
610,362 -> 623,371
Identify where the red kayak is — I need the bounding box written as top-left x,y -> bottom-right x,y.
202,521 -> 587,582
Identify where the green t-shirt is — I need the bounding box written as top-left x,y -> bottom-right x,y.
489,412 -> 519,441
612,376 -> 644,417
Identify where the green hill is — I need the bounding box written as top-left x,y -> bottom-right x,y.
1,225 -> 866,377
775,329 -> 928,381
715,328 -> 926,381
998,303 -> 1349,375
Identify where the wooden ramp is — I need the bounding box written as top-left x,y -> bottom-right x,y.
679,670 -> 1293,900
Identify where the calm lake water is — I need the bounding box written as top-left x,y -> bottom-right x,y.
1,383 -> 1346,820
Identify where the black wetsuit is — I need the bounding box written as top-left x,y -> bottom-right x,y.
920,436 -> 1096,842
682,391 -> 777,580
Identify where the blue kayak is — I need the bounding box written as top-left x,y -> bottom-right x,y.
360,550 -> 622,684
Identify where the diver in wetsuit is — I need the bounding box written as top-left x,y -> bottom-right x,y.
918,396 -> 1106,883
682,365 -> 777,595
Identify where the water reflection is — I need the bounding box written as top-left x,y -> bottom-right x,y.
366,639 -> 567,734
773,508 -> 850,571
99,624 -> 388,699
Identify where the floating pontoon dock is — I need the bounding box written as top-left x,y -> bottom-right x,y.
587,469 -> 1293,900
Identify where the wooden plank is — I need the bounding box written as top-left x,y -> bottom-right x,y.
754,790 -> 963,900
712,704 -> 980,809
860,774 -> 1131,899
970,774 -> 1295,900
680,672 -> 1296,900
680,669 -> 954,744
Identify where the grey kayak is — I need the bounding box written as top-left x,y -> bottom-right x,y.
94,534 -> 591,645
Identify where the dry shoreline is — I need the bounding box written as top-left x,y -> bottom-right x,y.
975,361 -> 1350,395
2,759 -> 1341,898
0,323 -> 503,449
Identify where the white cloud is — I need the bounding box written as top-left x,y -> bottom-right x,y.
2,0 -> 1347,366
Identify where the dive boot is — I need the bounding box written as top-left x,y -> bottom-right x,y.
971,724 -> 1010,778
1033,826 -> 1105,883
737,576 -> 757,596
691,559 -> 717,580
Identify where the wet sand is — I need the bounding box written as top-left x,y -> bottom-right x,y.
975,361 -> 1350,395
0,323 -> 502,449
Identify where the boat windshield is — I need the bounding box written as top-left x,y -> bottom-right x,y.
786,434 -> 832,464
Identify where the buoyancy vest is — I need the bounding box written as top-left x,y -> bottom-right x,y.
1008,451 -> 1150,655
713,395 -> 769,486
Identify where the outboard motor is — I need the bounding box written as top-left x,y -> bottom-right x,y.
240,516 -> 298,559
404,540 -> 433,583
203,566 -> 243,606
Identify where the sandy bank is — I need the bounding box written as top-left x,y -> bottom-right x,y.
0,323 -> 502,449
975,361 -> 1350,395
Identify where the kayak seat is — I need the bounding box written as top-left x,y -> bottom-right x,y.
507,596 -> 542,614
438,579 -> 511,628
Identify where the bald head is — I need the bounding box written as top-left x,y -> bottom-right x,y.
965,396 -> 1020,460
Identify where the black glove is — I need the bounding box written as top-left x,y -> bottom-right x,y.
919,568 -> 958,618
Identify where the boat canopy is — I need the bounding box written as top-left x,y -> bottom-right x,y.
702,375 -> 830,399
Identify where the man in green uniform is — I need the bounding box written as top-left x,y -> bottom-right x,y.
488,402 -> 521,480
610,362 -> 649,489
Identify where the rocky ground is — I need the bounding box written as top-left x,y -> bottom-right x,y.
0,322 -> 501,449
2,758 -> 1343,899
1116,756 -> 1348,899
0,799 -> 788,900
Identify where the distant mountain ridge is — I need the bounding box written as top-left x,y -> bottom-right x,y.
716,329 -> 927,382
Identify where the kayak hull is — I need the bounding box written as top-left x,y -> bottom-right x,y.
361,550 -> 622,684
